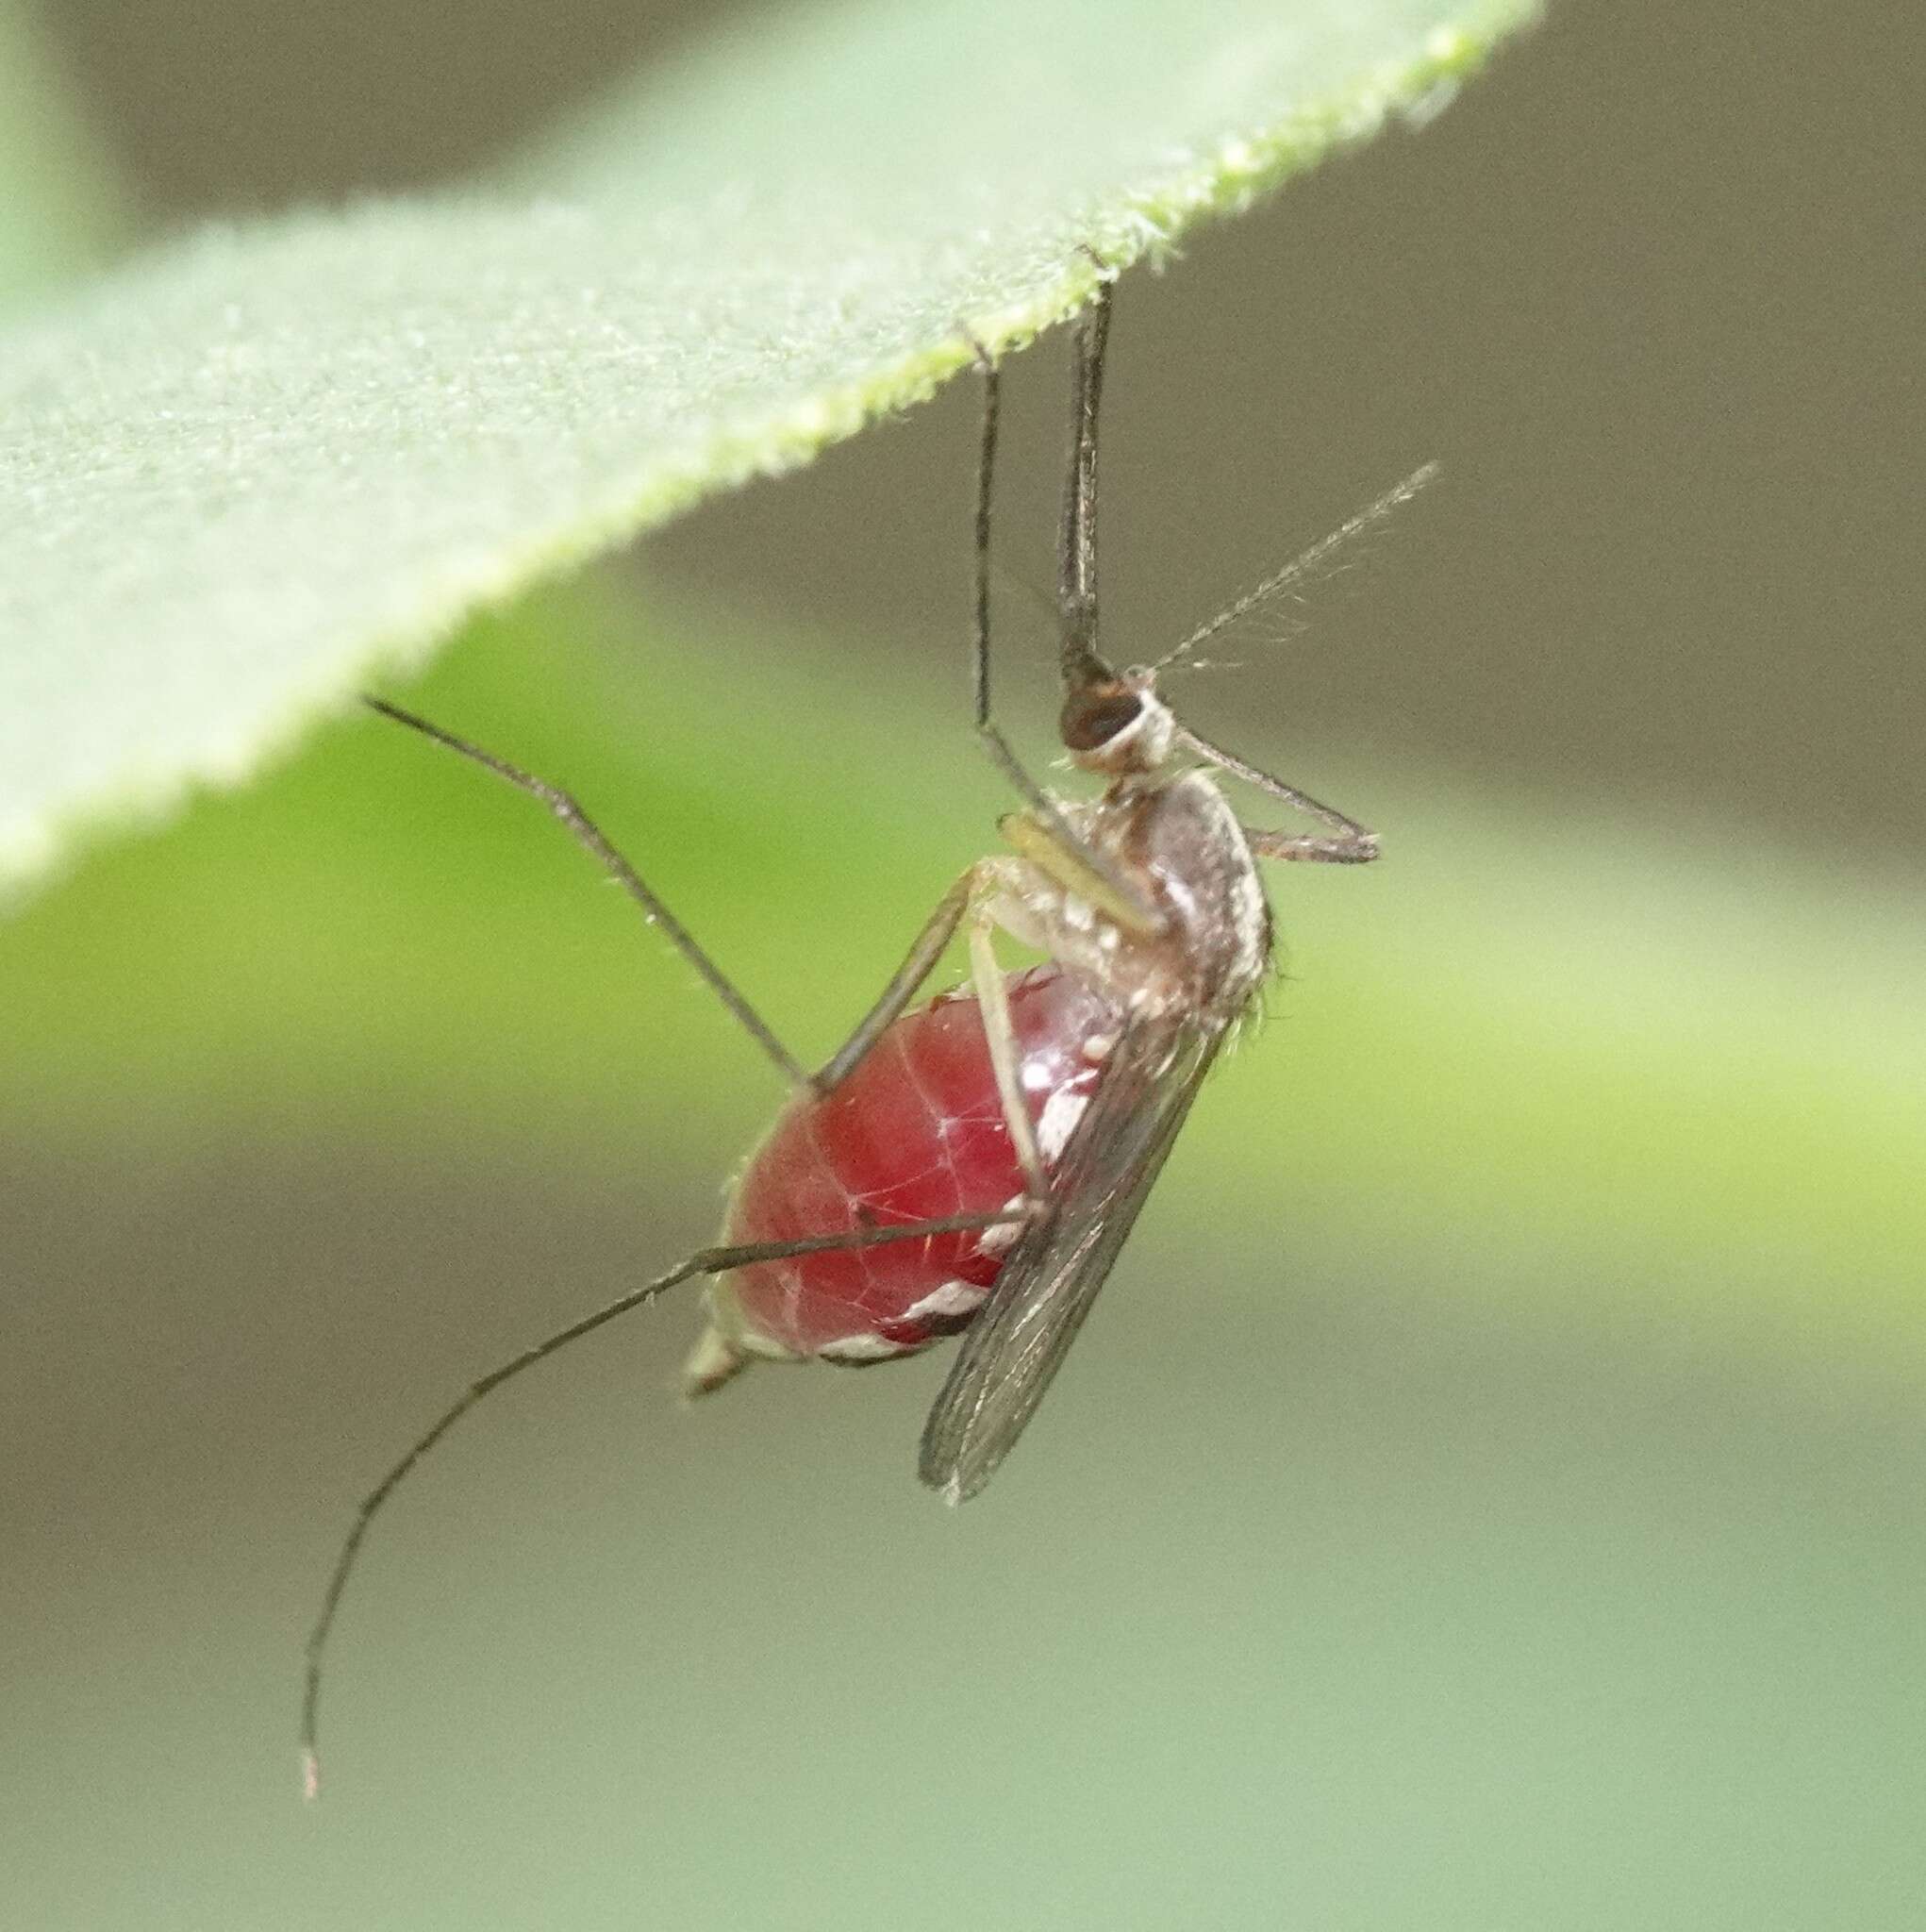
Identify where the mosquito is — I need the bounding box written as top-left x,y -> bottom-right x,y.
301,264 -> 1435,1792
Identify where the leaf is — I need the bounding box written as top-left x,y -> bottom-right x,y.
0,0 -> 1538,894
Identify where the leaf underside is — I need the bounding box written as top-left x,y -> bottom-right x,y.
0,0 -> 1538,894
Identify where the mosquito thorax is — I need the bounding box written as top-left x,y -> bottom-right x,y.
1059,674 -> 1174,777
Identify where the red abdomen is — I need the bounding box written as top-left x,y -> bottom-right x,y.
706,966 -> 1111,1372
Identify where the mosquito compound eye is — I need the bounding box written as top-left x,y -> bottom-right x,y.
1060,689 -> 1142,751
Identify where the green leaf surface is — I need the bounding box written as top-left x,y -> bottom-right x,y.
0,0 -> 1536,892
6,577 -> 1920,1374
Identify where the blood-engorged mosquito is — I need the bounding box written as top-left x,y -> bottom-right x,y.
301,265 -> 1435,1792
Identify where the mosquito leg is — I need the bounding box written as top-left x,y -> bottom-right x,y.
299,1204 -> 1025,1798
967,914 -> 1049,1197
1243,827 -> 1381,865
1176,720 -> 1380,859
807,833 -> 1137,1107
811,854 -> 1052,1198
363,698 -> 808,1086
810,865 -> 982,1094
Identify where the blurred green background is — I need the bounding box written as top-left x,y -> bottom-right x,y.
4,2 -> 1922,1927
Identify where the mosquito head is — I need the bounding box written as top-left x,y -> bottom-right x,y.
1059,670 -> 1174,776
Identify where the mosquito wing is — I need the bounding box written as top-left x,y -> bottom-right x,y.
917,1012 -> 1226,1505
